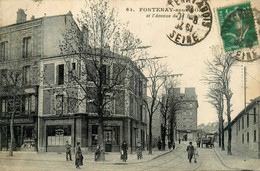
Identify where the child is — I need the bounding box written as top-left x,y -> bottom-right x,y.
194,148 -> 199,163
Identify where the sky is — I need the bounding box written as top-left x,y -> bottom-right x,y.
0,0 -> 260,124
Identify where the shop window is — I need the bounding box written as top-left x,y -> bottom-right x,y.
47,125 -> 71,146
56,95 -> 64,115
57,64 -> 64,85
0,41 -> 8,61
254,108 -> 256,124
23,37 -> 32,58
92,125 -> 98,145
247,132 -> 249,143
112,126 -> 119,145
254,130 -> 256,142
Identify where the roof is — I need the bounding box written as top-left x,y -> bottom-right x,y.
224,96 -> 260,130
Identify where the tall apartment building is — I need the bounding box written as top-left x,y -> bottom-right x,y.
0,9 -> 41,151
169,88 -> 198,142
0,9 -> 148,153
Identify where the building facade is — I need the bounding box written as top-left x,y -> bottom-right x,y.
0,9 -> 148,153
224,96 -> 260,158
0,9 -> 40,151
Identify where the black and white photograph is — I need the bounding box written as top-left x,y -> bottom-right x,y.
0,0 -> 260,170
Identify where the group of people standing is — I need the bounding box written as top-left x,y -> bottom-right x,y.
65,141 -> 83,169
64,140 -> 143,168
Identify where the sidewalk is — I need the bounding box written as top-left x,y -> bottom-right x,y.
214,146 -> 260,170
0,148 -> 173,165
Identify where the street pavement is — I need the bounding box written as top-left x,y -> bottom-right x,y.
1,142 -> 259,171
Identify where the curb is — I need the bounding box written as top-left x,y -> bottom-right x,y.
213,147 -> 238,170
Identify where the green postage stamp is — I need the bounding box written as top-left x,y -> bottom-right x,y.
217,2 -> 258,52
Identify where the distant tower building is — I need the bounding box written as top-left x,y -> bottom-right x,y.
168,87 -> 198,142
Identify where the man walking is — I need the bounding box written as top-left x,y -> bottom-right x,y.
186,142 -> 194,163
65,141 -> 72,161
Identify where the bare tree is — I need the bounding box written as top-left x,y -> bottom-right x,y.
205,82 -> 225,150
0,64 -> 24,156
143,59 -> 168,154
204,46 -> 236,155
160,76 -> 178,150
59,0 -> 144,160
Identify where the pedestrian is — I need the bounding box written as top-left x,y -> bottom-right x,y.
172,141 -> 175,149
193,148 -> 199,163
158,139 -> 162,150
136,141 -> 142,160
95,145 -> 101,161
186,141 -> 195,163
65,141 -> 72,161
168,141 -> 172,149
121,141 -> 128,162
75,142 -> 83,169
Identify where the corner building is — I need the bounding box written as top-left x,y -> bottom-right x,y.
0,9 -> 148,153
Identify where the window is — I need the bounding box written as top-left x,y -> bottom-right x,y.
242,116 -> 244,129
247,113 -> 249,127
56,95 -> 64,115
254,130 -> 256,142
238,119 -> 240,131
23,37 -> 32,58
21,95 -> 36,115
23,66 -> 30,85
0,69 -> 7,85
72,62 -> 76,70
57,64 -> 64,85
242,134 -> 244,143
247,132 -> 249,143
139,79 -> 143,96
1,99 -> 7,116
140,105 -> 143,122
101,65 -> 110,85
254,108 -> 256,124
92,125 -> 98,145
0,41 -> 8,61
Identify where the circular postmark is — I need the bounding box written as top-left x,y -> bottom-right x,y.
166,0 -> 212,46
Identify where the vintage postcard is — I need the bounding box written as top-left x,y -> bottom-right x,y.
0,0 -> 260,170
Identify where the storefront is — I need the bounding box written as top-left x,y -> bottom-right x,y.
0,117 -> 38,151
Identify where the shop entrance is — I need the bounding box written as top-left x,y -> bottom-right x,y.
104,130 -> 112,152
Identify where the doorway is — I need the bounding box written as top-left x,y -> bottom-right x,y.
104,130 -> 112,152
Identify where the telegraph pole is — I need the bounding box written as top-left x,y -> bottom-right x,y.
244,66 -> 247,115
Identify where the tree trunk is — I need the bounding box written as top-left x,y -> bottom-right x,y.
218,124 -> 221,148
149,115 -> 152,154
227,97 -> 232,155
221,120 -> 225,151
9,111 -> 14,156
98,117 -> 105,161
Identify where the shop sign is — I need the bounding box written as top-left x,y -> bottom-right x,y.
55,129 -> 64,136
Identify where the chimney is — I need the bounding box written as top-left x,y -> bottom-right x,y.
16,9 -> 27,23
31,15 -> 35,20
